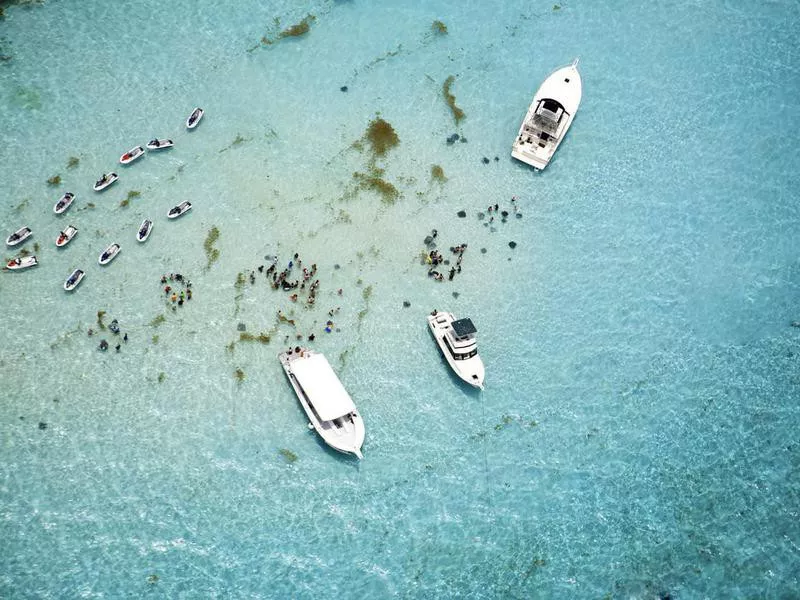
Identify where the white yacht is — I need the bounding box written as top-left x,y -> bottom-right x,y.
427,310 -> 485,390
278,348 -> 365,459
511,59 -> 582,170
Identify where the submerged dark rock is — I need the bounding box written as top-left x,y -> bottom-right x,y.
38,422 -> 47,430
446,133 -> 460,145
509,241 -> 517,249
482,157 -> 490,164
403,301 -> 411,308
477,212 -> 485,220
457,210 -> 466,218
480,248 -> 487,254
237,323 -> 247,332
452,292 -> 460,299
340,86 -> 348,92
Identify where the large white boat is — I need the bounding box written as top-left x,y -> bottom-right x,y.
278,347 -> 365,459
511,59 -> 582,170
427,310 -> 485,390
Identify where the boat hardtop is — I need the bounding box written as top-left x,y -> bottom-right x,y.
147,138 -> 173,150
279,348 -> 365,459
427,310 -> 485,390
6,226 -> 32,246
167,201 -> 192,218
98,243 -> 121,265
64,268 -> 85,291
56,225 -> 78,247
512,59 -> 582,170
137,219 -> 153,242
186,107 -> 204,129
120,146 -> 145,164
54,192 -> 75,214
6,255 -> 38,270
94,172 -> 119,191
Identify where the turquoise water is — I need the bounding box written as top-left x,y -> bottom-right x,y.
2,0 -> 799,597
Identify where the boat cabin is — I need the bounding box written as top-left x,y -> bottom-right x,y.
444,317 -> 479,360
291,353 -> 358,426
519,98 -> 567,148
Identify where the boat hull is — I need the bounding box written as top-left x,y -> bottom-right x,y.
136,219 -> 153,242
6,256 -> 38,270
56,225 -> 78,247
98,244 -> 121,265
279,349 -> 365,458
64,269 -> 85,291
186,108 -> 204,129
54,193 -> 75,214
6,227 -> 32,247
427,312 -> 485,389
120,146 -> 145,165
93,173 -> 118,191
146,139 -> 173,150
512,62 -> 582,170
167,202 -> 192,219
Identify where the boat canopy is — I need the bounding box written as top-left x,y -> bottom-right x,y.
291,353 -> 356,421
451,317 -> 477,338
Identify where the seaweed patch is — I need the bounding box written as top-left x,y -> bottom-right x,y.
204,226 -> 220,270
365,117 -> 399,157
443,75 -> 465,124
431,164 -> 447,182
260,14 -> 316,46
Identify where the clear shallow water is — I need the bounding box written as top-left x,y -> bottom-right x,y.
1,0 -> 799,597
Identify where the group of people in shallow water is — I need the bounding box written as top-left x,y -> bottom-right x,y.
249,253 -> 344,341
88,318 -> 128,352
161,273 -> 193,307
482,195 -> 521,226
423,228 -> 468,282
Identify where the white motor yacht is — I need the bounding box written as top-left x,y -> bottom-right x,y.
511,59 -> 582,170
427,310 -> 485,390
278,348 -> 365,459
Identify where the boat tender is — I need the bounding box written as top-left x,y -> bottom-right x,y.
64,268 -> 85,291
5,255 -> 38,270
54,192 -> 75,214
98,243 -> 121,265
136,219 -> 153,242
93,172 -> 119,191
279,347 -> 365,459
120,146 -> 145,165
6,226 -> 32,247
167,201 -> 192,219
186,107 -> 204,129
427,310 -> 485,390
512,59 -> 582,170
56,225 -> 78,248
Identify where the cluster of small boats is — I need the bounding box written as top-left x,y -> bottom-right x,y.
280,310 -> 485,460
3,108 -> 204,288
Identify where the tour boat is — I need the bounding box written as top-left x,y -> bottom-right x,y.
279,347 -> 365,459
